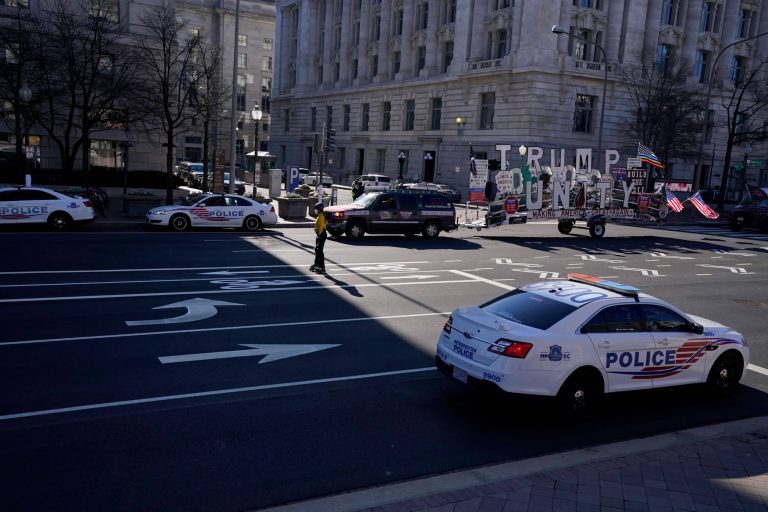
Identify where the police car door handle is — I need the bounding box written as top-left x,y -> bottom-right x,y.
598,341 -> 611,347
658,339 -> 671,346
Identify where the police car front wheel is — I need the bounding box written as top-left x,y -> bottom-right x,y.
48,212 -> 72,231
706,352 -> 743,395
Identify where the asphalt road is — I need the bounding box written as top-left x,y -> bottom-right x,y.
1,221 -> 767,512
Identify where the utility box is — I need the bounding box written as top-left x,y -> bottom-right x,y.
269,168 -> 282,198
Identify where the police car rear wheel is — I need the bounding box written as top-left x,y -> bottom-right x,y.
243,215 -> 262,231
707,352 -> 743,395
48,212 -> 72,231
557,372 -> 602,414
170,214 -> 191,232
421,220 -> 440,239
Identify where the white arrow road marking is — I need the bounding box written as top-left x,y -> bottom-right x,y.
200,270 -> 270,276
712,250 -> 757,256
381,275 -> 438,280
696,264 -> 754,274
579,255 -> 623,263
125,298 -> 244,326
648,252 -> 695,260
610,266 -> 664,277
159,343 -> 340,364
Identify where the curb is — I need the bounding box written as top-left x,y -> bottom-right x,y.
254,415 -> 768,512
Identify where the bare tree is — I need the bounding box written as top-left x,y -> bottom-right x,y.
0,3 -> 36,177
192,38 -> 230,193
619,49 -> 705,180
132,0 -> 201,204
712,57 -> 768,210
31,0 -> 139,174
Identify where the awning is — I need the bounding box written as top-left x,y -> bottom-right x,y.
246,151 -> 277,160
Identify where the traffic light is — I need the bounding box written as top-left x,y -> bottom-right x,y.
325,128 -> 336,153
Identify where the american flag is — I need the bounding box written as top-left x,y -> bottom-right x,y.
469,145 -> 477,177
690,191 -> 719,220
638,143 -> 664,168
663,186 -> 684,213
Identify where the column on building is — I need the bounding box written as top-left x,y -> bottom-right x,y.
321,1 -> 333,88
297,0 -> 314,93
642,0 -> 663,53
680,0 -> 701,63
620,0 -> 648,63
604,0 -> 625,64
424,0 -> 440,75
515,0 -> 561,66
399,1 -> 415,77
719,0 -> 743,75
275,5 -> 288,92
338,0 -> 352,86
377,0 -> 393,82
468,0 -> 488,61
358,0 -> 371,83
452,0 -> 471,72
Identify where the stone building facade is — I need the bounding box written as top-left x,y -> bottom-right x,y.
0,0 -> 275,173
270,0 -> 767,196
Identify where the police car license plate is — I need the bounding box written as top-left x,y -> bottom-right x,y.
452,367 -> 468,384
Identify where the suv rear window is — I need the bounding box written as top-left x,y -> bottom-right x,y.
480,289 -> 577,330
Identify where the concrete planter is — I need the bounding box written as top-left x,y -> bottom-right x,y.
275,197 -> 308,219
124,196 -> 164,218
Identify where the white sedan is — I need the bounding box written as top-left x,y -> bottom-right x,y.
436,274 -> 748,412
146,193 -> 277,231
0,186 -> 95,230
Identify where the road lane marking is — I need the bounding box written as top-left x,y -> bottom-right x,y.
126,299 -> 244,326
0,311 -> 452,347
449,270 -> 516,291
159,343 -> 340,364
748,364 -> 768,377
0,261 -> 430,276
0,367 -> 438,421
0,279 -> 478,304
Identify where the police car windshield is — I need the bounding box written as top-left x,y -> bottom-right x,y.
481,289 -> 578,330
353,192 -> 380,206
181,193 -> 205,206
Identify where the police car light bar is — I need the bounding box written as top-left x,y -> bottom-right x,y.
567,274 -> 640,297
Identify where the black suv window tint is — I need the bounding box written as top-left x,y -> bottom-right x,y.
377,195 -> 396,209
18,190 -> 57,200
398,195 -> 418,210
642,305 -> 691,332
481,289 -> 578,330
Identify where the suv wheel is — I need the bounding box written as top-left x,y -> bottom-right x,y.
345,220 -> 365,239
421,220 -> 440,239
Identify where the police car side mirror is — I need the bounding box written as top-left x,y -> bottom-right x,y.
691,323 -> 704,335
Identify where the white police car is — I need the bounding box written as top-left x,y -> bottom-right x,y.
146,193 -> 277,231
0,186 -> 95,230
436,274 -> 748,412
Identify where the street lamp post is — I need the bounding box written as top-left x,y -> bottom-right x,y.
552,25 -> 608,174
693,31 -> 768,194
251,102 -> 263,197
18,84 -> 31,179
398,152 -> 406,180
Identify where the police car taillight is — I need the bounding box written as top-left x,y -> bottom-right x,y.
488,339 -> 533,358
269,206 -> 275,213
443,315 -> 453,334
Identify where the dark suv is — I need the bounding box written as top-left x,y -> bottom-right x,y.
325,191 -> 457,239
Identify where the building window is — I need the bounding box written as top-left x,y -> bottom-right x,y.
404,99 -> 415,131
430,97 -> 442,130
236,74 -> 246,111
283,109 -> 290,132
372,55 -> 379,76
480,92 -> 495,130
417,2 -> 429,30
376,149 -> 386,174
343,104 -> 350,131
700,2 -> 714,32
98,55 -> 114,76
496,29 -> 508,59
89,0 -> 118,22
417,46 -> 426,71
361,103 -> 369,131
261,77 -> 271,113
310,107 -> 317,132
739,9 -> 756,38
352,59 -> 358,79
339,147 -> 346,168
262,56 -> 272,72
1,1 -> 29,7
573,94 -> 594,133
188,28 -> 200,40
393,51 -> 401,75
382,102 -> 391,131
446,0 -> 456,23
574,29 -> 591,60
395,8 -> 403,35
318,64 -> 323,84
732,56 -> 745,84
263,38 -> 273,50
442,41 -> 453,72
695,50 -> 709,83
657,44 -> 671,75
238,34 -> 247,47
661,0 -> 682,26
372,15 -> 381,41
326,105 -> 333,128
238,53 -> 247,69
334,61 -> 340,81
357,148 -> 365,174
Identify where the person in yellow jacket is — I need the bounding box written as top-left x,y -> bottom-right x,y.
310,202 -> 327,274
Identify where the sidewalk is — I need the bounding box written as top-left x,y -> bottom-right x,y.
259,416 -> 768,512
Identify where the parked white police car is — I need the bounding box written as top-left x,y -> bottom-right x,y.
0,186 -> 95,230
436,274 -> 748,412
146,193 -> 277,231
